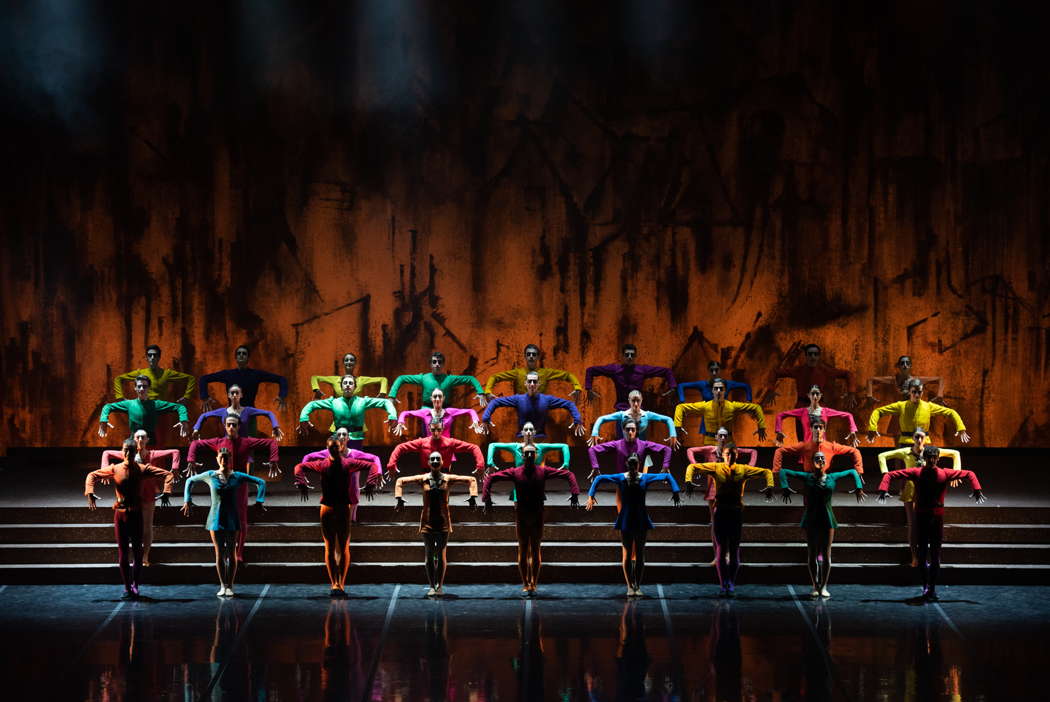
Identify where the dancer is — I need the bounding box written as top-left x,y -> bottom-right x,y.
113,344 -> 196,402
394,387 -> 484,438
779,451 -> 865,597
867,378 -> 969,445
389,351 -> 487,409
774,385 -> 859,446
487,421 -> 570,470
684,427 -> 758,564
99,429 -> 181,566
182,447 -> 268,597
677,360 -> 753,403
394,451 -> 478,597
99,375 -> 190,441
311,351 -> 389,399
482,444 -> 581,596
773,418 -> 863,476
483,343 -> 584,403
877,445 -> 985,601
193,384 -> 283,441
199,344 -> 288,412
585,343 -> 677,411
686,445 -> 774,596
877,428 -> 962,566
866,354 -> 946,404
481,371 -> 585,438
187,415 -> 280,563
587,453 -> 681,597
588,390 -> 679,447
295,437 -> 380,597
302,427 -> 383,523
86,439 -> 176,599
387,418 -> 485,476
298,375 -> 398,444
587,417 -> 672,480
772,343 -> 857,409
673,378 -> 767,444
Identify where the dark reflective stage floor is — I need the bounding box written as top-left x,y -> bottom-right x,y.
3,582 -> 1045,701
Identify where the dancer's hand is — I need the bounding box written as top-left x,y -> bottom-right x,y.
930,395 -> 946,405
781,488 -> 793,504
272,427 -> 284,442
949,478 -> 962,488
97,422 -> 112,438
876,490 -> 889,504
956,430 -> 971,443
851,488 -> 866,503
391,422 -> 407,437
568,494 -> 580,509
191,429 -> 201,441
253,501 -> 268,514
586,435 -> 600,447
586,469 -> 598,484
666,435 -> 681,450
466,495 -> 477,509
843,392 -> 859,410
569,422 -> 586,437
685,482 -> 695,497
570,389 -> 583,406
671,492 -> 681,507
755,428 -> 767,442
184,462 -> 201,477
297,421 -> 312,437
386,419 -> 399,433
312,389 -> 324,400
298,483 -> 312,502
470,422 -> 486,435
675,425 -> 689,436
844,432 -> 860,447
181,499 -> 193,517
394,497 -> 405,512
481,498 -> 492,515
774,431 -> 785,447
587,389 -> 600,403
175,421 -> 190,438
585,496 -> 597,511
275,397 -> 286,411
762,487 -> 775,503
866,430 -> 880,443
201,398 -> 217,412
264,462 -> 282,479
159,493 -> 171,507
86,493 -> 99,510
972,489 -> 986,504
362,484 -> 377,501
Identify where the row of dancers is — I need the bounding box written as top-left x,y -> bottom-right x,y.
85,412 -> 984,603
99,343 -> 970,450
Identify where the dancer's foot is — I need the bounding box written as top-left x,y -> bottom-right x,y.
910,558 -> 919,568
726,583 -> 736,598
820,588 -> 831,598
217,586 -> 227,598
522,588 -> 531,597
121,589 -> 136,601
426,587 -> 437,597
129,583 -> 140,598
434,585 -> 444,597
626,586 -> 634,597
924,589 -> 939,602
633,587 -> 644,598
810,588 -> 820,598
718,586 -> 729,598
330,588 -> 343,598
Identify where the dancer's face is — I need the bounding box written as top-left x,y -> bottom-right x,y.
712,382 -> 726,401
813,453 -> 827,472
708,361 -> 721,379
122,444 -> 134,462
430,423 -> 444,440
145,348 -> 161,370
524,347 -> 540,369
133,430 -> 149,452
328,443 -> 341,461
217,452 -> 230,472
224,418 -> 240,439
912,432 -> 927,452
430,389 -> 444,408
908,384 -> 923,403
341,376 -> 356,397
624,424 -> 638,441
334,428 -> 350,449
525,375 -> 539,396
898,356 -> 912,371
522,422 -> 536,442
809,388 -> 822,403
343,353 -> 357,374
805,346 -> 821,367
235,347 -> 249,368
720,445 -> 732,464
428,453 -> 443,474
811,423 -> 826,443
628,394 -> 642,411
134,379 -> 150,399
715,428 -> 730,447
228,386 -> 243,405
622,347 -> 637,365
430,355 -> 444,374
523,447 -> 537,469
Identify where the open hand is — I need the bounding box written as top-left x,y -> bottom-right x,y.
180,500 -> 193,517
298,483 -> 312,502
297,421 -> 312,437
264,462 -> 282,480
568,494 -> 580,509
851,488 -> 866,503
86,494 -> 99,510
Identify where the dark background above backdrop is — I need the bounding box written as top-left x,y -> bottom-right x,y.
0,0 -> 1048,447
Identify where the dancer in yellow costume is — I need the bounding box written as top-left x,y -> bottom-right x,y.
674,378 -> 767,445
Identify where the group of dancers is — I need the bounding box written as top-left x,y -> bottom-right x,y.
86,342 -> 984,602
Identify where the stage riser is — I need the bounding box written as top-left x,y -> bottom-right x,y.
1,563 -> 1047,586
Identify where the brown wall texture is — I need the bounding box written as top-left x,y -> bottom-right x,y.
0,1 -> 1048,448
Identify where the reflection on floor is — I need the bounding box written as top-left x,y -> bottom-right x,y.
3,583 -> 1045,700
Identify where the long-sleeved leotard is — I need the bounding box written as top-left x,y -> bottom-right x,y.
774,406 -> 858,442
590,410 -> 676,440
397,406 -> 479,437
480,393 -> 582,436
585,363 -> 677,411
301,448 -> 383,506
773,440 -> 863,474
100,399 -> 190,440
100,447 -> 181,476
685,463 -> 773,509
293,456 -> 378,506
183,471 -> 267,531
482,465 -> 580,506
194,406 -> 279,434
588,438 -> 672,474
484,367 -> 582,395
389,372 -> 484,408
86,462 -> 176,510
877,447 -> 961,503
394,473 -> 478,534
685,447 -> 758,500
775,363 -> 855,408
311,374 -> 389,397
486,442 -> 570,467
113,367 -> 197,402
387,436 -> 485,474
676,379 -> 752,403
199,367 -> 288,407
673,400 -> 766,445
868,400 -> 966,445
779,469 -> 863,529
299,395 -> 397,442
587,473 -> 680,532
878,467 -> 981,516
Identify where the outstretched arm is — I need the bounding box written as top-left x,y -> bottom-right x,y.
481,469 -> 514,502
